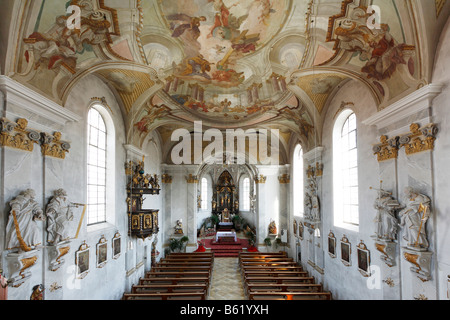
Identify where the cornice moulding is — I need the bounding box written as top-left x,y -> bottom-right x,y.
124,144 -> 147,160
0,76 -> 82,130
363,84 -> 443,130
303,146 -> 324,162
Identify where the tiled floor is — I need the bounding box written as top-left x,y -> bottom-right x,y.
208,257 -> 246,300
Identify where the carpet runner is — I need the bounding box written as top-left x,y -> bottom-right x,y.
201,238 -> 250,257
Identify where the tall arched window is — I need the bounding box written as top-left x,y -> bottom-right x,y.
242,178 -> 250,211
201,178 -> 208,210
333,110 -> 359,229
293,144 -> 304,216
87,105 -> 115,226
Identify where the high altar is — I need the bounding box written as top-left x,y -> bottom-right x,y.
212,171 -> 238,223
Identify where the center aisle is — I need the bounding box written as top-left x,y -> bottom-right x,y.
208,257 -> 246,300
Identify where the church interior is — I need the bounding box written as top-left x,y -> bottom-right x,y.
0,0 -> 449,302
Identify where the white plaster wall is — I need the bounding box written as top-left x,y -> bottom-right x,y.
430,17 -> 450,301
320,79 -> 381,300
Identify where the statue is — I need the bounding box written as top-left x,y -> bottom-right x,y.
30,284 -> 44,300
269,220 -> 277,235
46,189 -> 76,245
399,187 -> 431,250
174,220 -> 184,235
305,177 -> 320,221
372,187 -> 402,241
5,189 -> 45,252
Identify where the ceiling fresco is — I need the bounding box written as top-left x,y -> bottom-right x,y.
5,0 -> 449,153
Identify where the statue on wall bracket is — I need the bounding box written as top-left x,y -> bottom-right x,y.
4,189 -> 44,287
370,182 -> 402,267
398,187 -> 433,281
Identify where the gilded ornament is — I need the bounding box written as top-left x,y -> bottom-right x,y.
0,118 -> 40,152
255,175 -> 267,184
186,174 -> 199,184
41,132 -> 71,159
278,174 -> 290,184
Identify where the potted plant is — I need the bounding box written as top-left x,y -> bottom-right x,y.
264,237 -> 272,252
232,215 -> 243,231
169,236 -> 190,252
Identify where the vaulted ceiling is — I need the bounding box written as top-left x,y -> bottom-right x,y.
3,0 -> 449,157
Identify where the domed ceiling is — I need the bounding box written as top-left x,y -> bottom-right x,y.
6,0 -> 448,153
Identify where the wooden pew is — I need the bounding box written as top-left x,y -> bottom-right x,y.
241,266 -> 304,272
132,283 -> 208,294
245,283 -> 323,295
248,291 -> 332,300
123,291 -> 207,300
243,270 -> 309,278
241,261 -> 298,267
239,252 -> 287,259
140,277 -> 210,287
150,266 -> 212,274
245,276 -> 316,284
146,271 -> 210,279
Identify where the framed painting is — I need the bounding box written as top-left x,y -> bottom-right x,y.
357,241 -> 371,277
96,236 -> 108,268
75,242 -> 90,279
328,231 -> 336,258
112,232 -> 121,260
340,235 -> 351,266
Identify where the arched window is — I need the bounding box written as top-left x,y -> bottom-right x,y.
293,144 -> 304,216
242,178 -> 250,211
87,105 -> 115,226
201,178 -> 208,210
333,110 -> 359,229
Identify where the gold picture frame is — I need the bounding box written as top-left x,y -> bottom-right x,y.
96,236 -> 108,268
340,235 -> 351,266
328,231 -> 336,258
357,241 -> 371,277
112,232 -> 121,260
75,242 -> 90,279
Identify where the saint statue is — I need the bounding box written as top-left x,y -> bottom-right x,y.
174,220 -> 184,235
46,189 -> 76,244
399,187 -> 431,250
269,220 -> 277,235
373,188 -> 402,241
5,189 -> 45,252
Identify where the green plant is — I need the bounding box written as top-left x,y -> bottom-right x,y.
246,230 -> 256,247
264,237 -> 272,247
169,236 -> 189,252
210,214 -> 219,225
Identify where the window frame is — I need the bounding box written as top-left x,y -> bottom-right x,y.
333,110 -> 359,231
241,177 -> 250,211
201,177 -> 208,211
292,144 -> 304,217
86,103 -> 116,230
